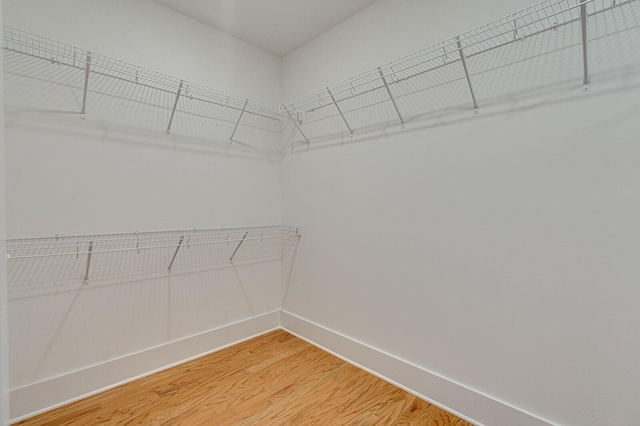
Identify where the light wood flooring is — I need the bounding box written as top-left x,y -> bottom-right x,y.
16,330 -> 472,425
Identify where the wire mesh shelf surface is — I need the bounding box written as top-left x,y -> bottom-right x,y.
6,225 -> 301,299
282,0 -> 640,147
2,25 -> 289,156
3,0 -> 639,156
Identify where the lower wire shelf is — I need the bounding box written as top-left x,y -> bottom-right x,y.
6,225 -> 302,299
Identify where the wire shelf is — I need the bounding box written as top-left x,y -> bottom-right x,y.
282,0 -> 640,146
6,225 -> 301,299
3,0 -> 639,156
2,26 -> 289,156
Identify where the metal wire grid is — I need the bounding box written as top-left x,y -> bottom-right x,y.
3,0 -> 639,155
282,0 -> 640,147
6,225 -> 301,299
2,26 -> 287,154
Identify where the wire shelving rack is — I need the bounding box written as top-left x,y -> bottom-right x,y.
6,225 -> 302,299
2,26 -> 289,155
3,0 -> 639,156
282,0 -> 640,148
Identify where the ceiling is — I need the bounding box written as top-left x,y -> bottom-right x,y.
155,0 -> 379,57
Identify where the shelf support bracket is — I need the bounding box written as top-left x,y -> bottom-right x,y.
166,80 -> 183,134
168,236 -> 184,274
285,107 -> 310,146
378,67 -> 405,126
83,241 -> 93,285
579,0 -> 590,92
80,52 -> 92,119
230,99 -> 249,143
229,231 -> 249,263
456,37 -> 479,114
328,88 -> 354,136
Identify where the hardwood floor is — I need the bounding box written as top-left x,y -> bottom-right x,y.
16,330 -> 472,425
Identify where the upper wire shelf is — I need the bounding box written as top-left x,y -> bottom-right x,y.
6,225 -> 301,299
2,26 -> 289,156
3,0 -> 639,156
282,0 -> 640,148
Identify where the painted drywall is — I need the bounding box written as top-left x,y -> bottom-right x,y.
0,1 -> 11,423
4,0 -> 640,424
3,0 -> 284,420
3,0 -> 281,104
281,1 -> 640,425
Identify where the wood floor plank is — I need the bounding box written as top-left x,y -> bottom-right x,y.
15,330 -> 473,426
394,398 -> 443,425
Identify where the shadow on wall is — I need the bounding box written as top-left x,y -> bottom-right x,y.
3,110 -> 282,163
286,2 -> 640,153
7,227 -> 302,388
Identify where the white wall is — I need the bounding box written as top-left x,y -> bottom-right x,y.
0,1 -> 11,423
282,1 -> 640,425
3,0 -> 284,420
4,0 -> 281,104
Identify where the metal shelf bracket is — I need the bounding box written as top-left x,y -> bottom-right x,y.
579,0 -> 591,92
80,52 -> 92,119
229,99 -> 249,143
83,241 -> 93,285
379,67 -> 405,127
285,106 -> 310,147
229,231 -> 249,263
166,80 -> 183,134
456,37 -> 479,114
328,88 -> 354,136
167,236 -> 184,274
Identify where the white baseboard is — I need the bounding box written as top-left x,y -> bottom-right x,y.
11,310 -> 557,426
280,310 -> 556,426
9,310 -> 280,423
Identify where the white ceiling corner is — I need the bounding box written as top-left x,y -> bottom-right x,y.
154,0 -> 379,57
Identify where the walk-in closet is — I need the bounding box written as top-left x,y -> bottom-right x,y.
1,0 -> 639,424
